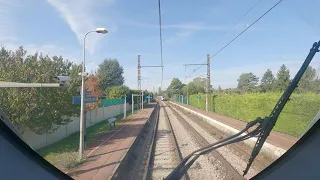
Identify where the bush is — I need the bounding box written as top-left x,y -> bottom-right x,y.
186,92 -> 320,137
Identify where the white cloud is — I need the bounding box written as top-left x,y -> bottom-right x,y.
123,65 -> 138,89
124,20 -> 262,32
163,23 -> 227,31
0,0 -> 20,42
125,20 -> 227,31
46,0 -> 116,53
164,31 -> 192,44
2,43 -> 80,65
0,0 -> 81,64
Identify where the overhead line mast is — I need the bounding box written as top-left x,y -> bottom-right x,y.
183,54 -> 211,111
137,55 -> 163,109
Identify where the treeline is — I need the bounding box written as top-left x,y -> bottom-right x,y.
223,64 -> 320,94
163,64 -> 320,98
163,77 -> 211,98
0,46 -> 152,135
0,47 -> 81,134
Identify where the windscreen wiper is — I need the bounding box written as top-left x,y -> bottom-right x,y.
165,41 -> 320,180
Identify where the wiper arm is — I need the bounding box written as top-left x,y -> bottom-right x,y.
165,41 -> 320,180
165,117 -> 264,180
243,41 -> 320,175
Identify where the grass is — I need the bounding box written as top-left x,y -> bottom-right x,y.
37,109 -> 137,170
185,93 -> 320,137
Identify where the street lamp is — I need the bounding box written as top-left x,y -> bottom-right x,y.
79,28 -> 108,160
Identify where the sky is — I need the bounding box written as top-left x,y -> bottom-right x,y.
1,0 -> 320,91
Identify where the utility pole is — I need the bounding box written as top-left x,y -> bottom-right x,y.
185,66 -> 189,105
182,95 -> 184,104
137,55 -> 163,108
183,55 -> 211,111
132,93 -> 142,113
124,95 -> 126,119
206,54 -> 211,112
142,90 -> 144,110
137,55 -> 141,111
132,94 -> 134,114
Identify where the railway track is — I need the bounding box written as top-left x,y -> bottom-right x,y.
143,100 -> 269,179
168,103 -> 271,173
146,102 -> 188,180
163,102 -> 244,180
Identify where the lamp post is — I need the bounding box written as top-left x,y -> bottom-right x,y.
79,28 -> 108,160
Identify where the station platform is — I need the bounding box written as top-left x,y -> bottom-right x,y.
66,103 -> 157,180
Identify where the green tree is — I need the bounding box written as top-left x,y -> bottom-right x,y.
126,89 -> 140,104
314,78 -> 320,93
275,64 -> 290,92
106,85 -> 130,99
97,59 -> 124,89
181,77 -> 213,96
166,78 -> 184,97
297,66 -> 317,93
237,73 -> 259,93
260,69 -> 275,92
0,47 -> 81,135
192,77 -> 206,93
182,82 -> 198,95
192,77 -> 213,93
217,85 -> 222,92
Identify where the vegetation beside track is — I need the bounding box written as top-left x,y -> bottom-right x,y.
184,92 -> 320,137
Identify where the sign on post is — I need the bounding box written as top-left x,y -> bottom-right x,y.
72,96 -> 97,104
197,94 -> 200,107
146,95 -> 152,103
80,91 -> 91,96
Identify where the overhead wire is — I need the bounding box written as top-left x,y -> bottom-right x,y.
210,0 -> 283,59
218,0 -> 264,44
186,0 -> 278,78
190,0 -> 264,64
166,0 -> 283,89
158,0 -> 164,89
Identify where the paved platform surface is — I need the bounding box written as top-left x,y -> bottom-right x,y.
66,103 -> 156,180
172,102 -> 298,150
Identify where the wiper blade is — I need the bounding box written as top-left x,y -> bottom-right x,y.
165,117 -> 264,180
243,41 -> 320,175
165,41 -> 320,180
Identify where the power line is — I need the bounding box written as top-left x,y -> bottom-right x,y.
185,0 -> 264,65
210,0 -> 283,59
220,0 -> 264,42
187,0 -> 283,78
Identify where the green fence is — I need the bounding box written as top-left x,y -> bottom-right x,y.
99,98 -> 125,107
176,96 -> 188,104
